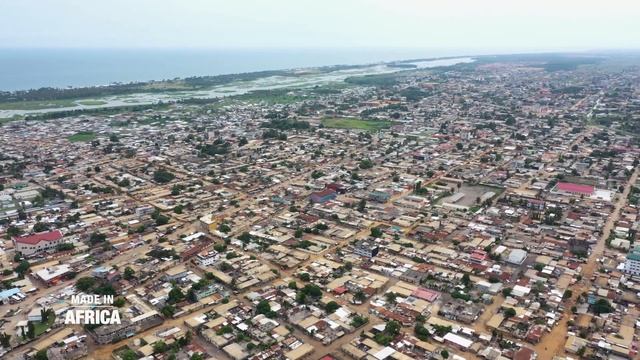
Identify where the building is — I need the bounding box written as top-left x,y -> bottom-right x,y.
368,190 -> 391,203
13,230 -> 65,256
34,264 -> 72,286
0,288 -> 23,304
624,245 -> 640,276
353,240 -> 379,258
309,189 -> 337,204
163,265 -> 189,281
507,249 -> 528,265
554,182 -> 595,196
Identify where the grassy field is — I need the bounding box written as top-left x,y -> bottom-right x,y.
33,316 -> 55,336
0,99 -> 78,110
321,117 -> 396,131
67,131 -> 97,142
77,100 -> 108,106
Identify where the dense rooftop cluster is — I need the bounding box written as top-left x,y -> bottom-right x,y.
0,54 -> 639,360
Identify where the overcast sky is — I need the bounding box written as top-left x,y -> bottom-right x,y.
2,0 -> 639,52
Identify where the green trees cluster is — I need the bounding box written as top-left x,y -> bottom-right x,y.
374,320 -> 401,346
153,169 -> 175,183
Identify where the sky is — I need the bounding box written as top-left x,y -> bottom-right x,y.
1,0 -> 639,52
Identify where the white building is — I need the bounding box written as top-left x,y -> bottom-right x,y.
13,230 -> 66,256
624,246 -> 640,276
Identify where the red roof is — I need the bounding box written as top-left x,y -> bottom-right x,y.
311,188 -> 336,198
13,230 -> 63,245
333,286 -> 348,295
411,288 -> 439,302
556,182 -> 594,195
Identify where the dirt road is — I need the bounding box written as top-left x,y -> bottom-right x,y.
533,168 -> 638,358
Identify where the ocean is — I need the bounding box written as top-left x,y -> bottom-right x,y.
0,48 -> 473,91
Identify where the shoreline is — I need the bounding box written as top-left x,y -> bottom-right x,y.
0,56 -> 475,119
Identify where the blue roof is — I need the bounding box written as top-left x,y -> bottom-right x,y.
0,288 -> 21,300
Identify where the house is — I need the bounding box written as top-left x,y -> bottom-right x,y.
310,189 -> 337,204
13,230 -> 65,256
27,307 -> 43,322
369,190 -> 391,203
353,240 -> 379,258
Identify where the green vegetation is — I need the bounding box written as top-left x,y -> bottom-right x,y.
350,315 -> 369,328
153,169 -> 175,183
321,117 -> 395,131
67,131 -> 97,142
32,315 -> 55,337
374,320 -> 401,346
236,89 -> 306,104
345,73 -> 400,87
325,301 -> 340,314
0,99 -> 77,110
77,100 -> 108,106
592,299 -> 614,314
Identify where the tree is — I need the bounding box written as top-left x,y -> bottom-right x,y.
350,315 -> 369,328
385,292 -> 397,304
161,305 -> 176,317
34,349 -> 48,360
14,260 -> 30,276
27,321 -> 35,339
155,214 -> 169,225
294,228 -> 303,238
357,199 -> 367,212
370,227 -> 383,238
353,290 -> 366,303
123,266 -> 135,280
153,341 -> 168,354
89,232 -> 106,244
238,232 -> 251,244
592,299 -> 614,314
121,349 -> 138,360
385,320 -> 401,336
153,169 -> 175,184
502,287 -> 512,297
56,243 -> 75,251
461,273 -> 471,287
414,323 -> 430,340
238,137 -> 248,146
288,281 -> 298,290
220,262 -> 232,272
218,223 -> 231,233
0,332 -> 11,348
168,287 -> 185,304
75,277 -> 96,292
299,272 -> 311,282
256,300 -> 271,315
6,225 -> 22,238
114,297 -> 126,307
32,222 -> 50,232
359,159 -> 374,169
504,307 -> 516,318
441,350 -> 449,359
325,301 -> 340,314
